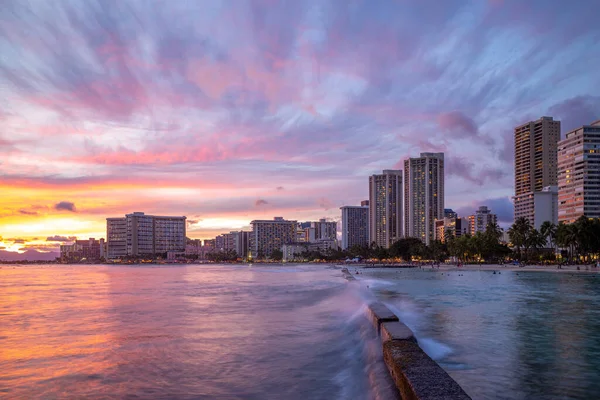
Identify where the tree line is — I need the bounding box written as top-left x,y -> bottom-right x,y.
201,215 -> 600,264
508,215 -> 600,263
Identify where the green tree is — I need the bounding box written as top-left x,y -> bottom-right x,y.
348,244 -> 370,259
508,217 -> 532,260
427,240 -> 448,262
540,221 -> 557,252
389,237 -> 423,261
270,249 -> 283,261
525,228 -> 546,260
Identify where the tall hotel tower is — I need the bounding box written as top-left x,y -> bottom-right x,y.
558,120 -> 600,223
369,170 -> 403,248
513,117 -> 560,227
340,205 -> 369,250
404,153 -> 444,245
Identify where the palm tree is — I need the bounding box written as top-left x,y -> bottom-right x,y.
556,222 -> 577,263
525,229 -> 546,260
540,221 -> 557,251
508,217 -> 532,260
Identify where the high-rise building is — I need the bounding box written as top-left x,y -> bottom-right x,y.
404,153 -> 445,245
470,206 -> 498,234
360,200 -> 370,207
558,120 -> 600,223
468,215 -> 475,236
434,217 -> 469,243
126,212 -> 154,255
249,217 -> 297,258
313,218 -> 337,241
369,170 -> 403,248
340,205 -> 369,250
106,212 -> 186,258
232,231 -> 249,258
153,215 -> 187,253
107,217 -> 127,258
514,116 -> 560,225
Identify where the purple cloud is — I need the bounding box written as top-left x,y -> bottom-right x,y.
46,235 -> 77,242
1,0 -> 600,254
54,201 -> 76,212
255,199 -> 269,207
549,96 -> 600,134
18,209 -> 38,215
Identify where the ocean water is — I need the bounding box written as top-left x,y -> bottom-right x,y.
0,264 -> 396,400
355,267 -> 600,400
2,264 -> 600,399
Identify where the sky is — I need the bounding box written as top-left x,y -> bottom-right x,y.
1,0 -> 600,260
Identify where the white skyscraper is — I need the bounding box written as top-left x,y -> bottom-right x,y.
369,170 -> 403,248
404,152 -> 444,245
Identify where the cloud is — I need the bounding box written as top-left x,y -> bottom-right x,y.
318,197 -> 335,211
255,199 -> 269,207
446,156 -> 507,186
54,201 -> 76,212
1,0 -> 599,248
437,111 -> 478,138
187,219 -> 199,225
46,235 -> 77,242
548,95 -> 600,134
18,209 -> 38,215
9,238 -> 26,244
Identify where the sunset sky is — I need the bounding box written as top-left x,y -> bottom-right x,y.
1,0 -> 600,260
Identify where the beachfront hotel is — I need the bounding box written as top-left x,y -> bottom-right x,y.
404,153 -> 444,245
368,170 -> 403,248
340,205 -> 369,250
469,206 -> 498,234
248,217 -> 297,258
106,212 -> 186,258
513,116 -> 560,227
558,120 -> 600,223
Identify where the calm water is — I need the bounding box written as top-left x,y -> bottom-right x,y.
1,265 -> 599,399
0,264 -> 395,400
356,267 -> 600,400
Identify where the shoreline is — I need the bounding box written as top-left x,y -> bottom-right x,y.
354,263 -> 600,274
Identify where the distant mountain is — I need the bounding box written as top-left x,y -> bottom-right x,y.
0,249 -> 59,261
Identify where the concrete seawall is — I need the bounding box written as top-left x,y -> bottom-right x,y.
366,302 -> 471,400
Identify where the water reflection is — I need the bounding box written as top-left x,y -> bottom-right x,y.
0,264 -> 397,399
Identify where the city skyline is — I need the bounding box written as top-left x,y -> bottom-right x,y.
2,0 -> 600,260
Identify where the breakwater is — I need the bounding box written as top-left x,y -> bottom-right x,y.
342,268 -> 471,400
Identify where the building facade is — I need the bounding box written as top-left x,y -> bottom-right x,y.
340,205 -> 369,250
471,206 -> 498,234
434,217 -> 469,243
107,217 -> 127,258
232,231 -> 249,258
249,217 -> 297,258
404,153 -> 445,245
514,116 -> 560,225
558,120 -> 600,223
313,219 -> 337,241
60,238 -> 105,262
106,212 -> 186,258
369,170 -> 403,248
